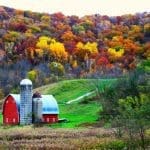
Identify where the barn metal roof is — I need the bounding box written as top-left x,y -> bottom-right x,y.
42,95 -> 59,114
8,94 -> 59,115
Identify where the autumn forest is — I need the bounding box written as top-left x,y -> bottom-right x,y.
0,6 -> 149,96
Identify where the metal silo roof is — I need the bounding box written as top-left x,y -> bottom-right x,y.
41,95 -> 59,114
20,79 -> 32,85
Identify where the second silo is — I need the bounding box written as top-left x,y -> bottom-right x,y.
32,92 -> 43,123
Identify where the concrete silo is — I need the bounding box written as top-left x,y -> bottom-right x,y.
20,79 -> 33,125
33,92 -> 43,123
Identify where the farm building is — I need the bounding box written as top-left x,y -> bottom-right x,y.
2,79 -> 59,125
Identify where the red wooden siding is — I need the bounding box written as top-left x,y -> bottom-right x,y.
42,114 -> 58,123
3,96 -> 19,125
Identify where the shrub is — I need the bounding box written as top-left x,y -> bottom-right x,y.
0,89 -> 4,99
49,62 -> 65,76
79,96 -> 97,104
27,69 -> 38,82
98,140 -> 126,150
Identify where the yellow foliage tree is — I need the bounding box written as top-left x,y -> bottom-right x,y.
76,42 -> 84,50
108,48 -> 124,62
41,15 -> 51,24
75,41 -> 98,61
27,70 -> 38,82
108,36 -> 140,54
72,60 -> 78,68
84,42 -> 98,54
36,36 -> 51,50
36,36 -> 68,63
49,40 -> 68,62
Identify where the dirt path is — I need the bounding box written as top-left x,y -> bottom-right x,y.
66,91 -> 95,104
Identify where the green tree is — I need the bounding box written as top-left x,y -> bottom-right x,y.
118,95 -> 150,149
49,62 -> 65,76
97,69 -> 150,149
27,70 -> 38,82
0,89 -> 4,99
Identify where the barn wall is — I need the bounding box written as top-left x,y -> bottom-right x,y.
3,96 -> 19,125
42,114 -> 58,123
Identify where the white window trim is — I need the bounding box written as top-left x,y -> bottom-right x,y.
13,118 -> 16,123
47,118 -> 49,122
6,118 -> 8,123
52,118 -> 55,122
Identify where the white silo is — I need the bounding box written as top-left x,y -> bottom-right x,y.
20,79 -> 33,125
33,97 -> 43,123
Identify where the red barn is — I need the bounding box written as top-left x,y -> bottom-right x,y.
2,94 -> 59,125
2,94 -> 20,125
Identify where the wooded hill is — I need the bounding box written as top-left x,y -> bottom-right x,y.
0,6 -> 149,96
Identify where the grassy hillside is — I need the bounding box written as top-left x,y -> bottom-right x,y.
35,79 -> 116,128
38,79 -> 95,102
36,79 -> 116,101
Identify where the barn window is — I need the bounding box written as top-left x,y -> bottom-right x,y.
47,118 -> 49,122
52,118 -> 55,122
6,118 -> 8,123
13,118 -> 16,123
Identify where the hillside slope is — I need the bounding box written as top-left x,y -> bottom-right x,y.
34,79 -> 116,128
0,6 -> 149,97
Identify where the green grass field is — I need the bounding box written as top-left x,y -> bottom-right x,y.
52,101 -> 101,128
37,79 -> 116,128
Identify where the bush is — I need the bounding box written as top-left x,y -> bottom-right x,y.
98,140 -> 126,150
50,74 -> 58,83
98,138 -> 150,150
0,89 -> 4,99
126,138 -> 150,150
27,69 -> 38,82
49,62 -> 65,76
79,96 -> 97,104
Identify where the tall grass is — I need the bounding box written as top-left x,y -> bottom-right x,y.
0,127 -> 114,149
0,113 -> 2,125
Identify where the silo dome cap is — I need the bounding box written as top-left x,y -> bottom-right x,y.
20,79 -> 32,85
